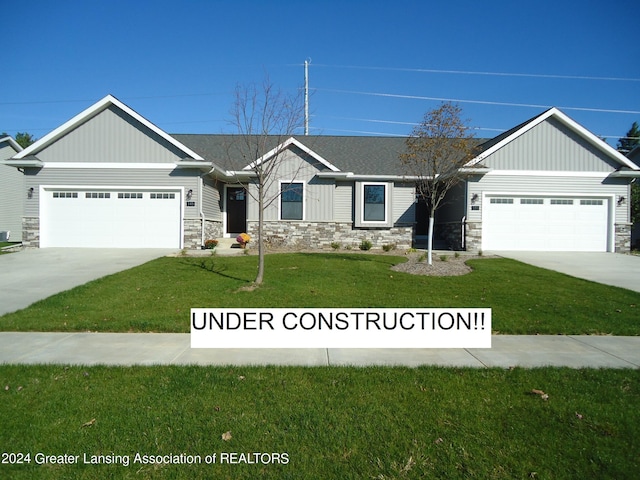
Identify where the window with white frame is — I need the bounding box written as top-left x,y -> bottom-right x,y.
355,182 -> 392,227
280,182 -> 303,220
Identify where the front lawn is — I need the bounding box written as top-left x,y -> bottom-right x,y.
0,253 -> 638,335
1,365 -> 638,479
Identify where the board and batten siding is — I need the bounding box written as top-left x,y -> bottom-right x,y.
466,173 -> 630,224
483,117 -> 619,172
246,148 -> 334,222
34,106 -> 187,164
24,167 -> 200,218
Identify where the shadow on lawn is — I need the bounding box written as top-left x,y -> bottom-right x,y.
183,258 -> 252,283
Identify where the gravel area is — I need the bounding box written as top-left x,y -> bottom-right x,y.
391,252 -> 491,276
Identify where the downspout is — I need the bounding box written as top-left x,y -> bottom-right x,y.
199,175 -> 206,249
461,216 -> 466,250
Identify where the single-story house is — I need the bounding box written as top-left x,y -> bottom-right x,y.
0,135 -> 24,242
2,95 -> 638,252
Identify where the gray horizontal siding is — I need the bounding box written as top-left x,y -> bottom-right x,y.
24,167 -> 200,217
334,182 -> 353,223
0,144 -> 24,241
467,173 -> 630,224
202,177 -> 222,220
485,117 -> 619,172
37,106 -> 186,164
392,182 -> 415,225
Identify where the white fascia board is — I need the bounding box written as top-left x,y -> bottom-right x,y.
42,162 -> 178,169
1,158 -> 44,168
315,171 -> 421,181
242,137 -> 341,172
466,107 -> 638,170
0,136 -> 23,152
14,95 -> 205,161
485,170 -> 610,178
608,170 -> 640,178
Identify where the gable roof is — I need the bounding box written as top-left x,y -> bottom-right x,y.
466,107 -> 638,170
173,134 -> 412,176
0,135 -> 23,153
13,95 -> 206,162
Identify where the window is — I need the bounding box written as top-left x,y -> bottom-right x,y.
363,184 -> 386,221
520,198 -> 543,205
118,192 -> 143,199
52,192 -> 77,198
489,198 -> 513,204
280,182 -> 303,220
551,199 -> 573,205
85,192 -> 110,199
150,193 -> 175,199
580,199 -> 603,206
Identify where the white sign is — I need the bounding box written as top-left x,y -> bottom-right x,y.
191,308 -> 491,349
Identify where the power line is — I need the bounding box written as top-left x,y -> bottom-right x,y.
314,88 -> 640,115
305,63 -> 640,82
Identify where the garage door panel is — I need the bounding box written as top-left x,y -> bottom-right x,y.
482,195 -> 608,252
41,189 -> 182,248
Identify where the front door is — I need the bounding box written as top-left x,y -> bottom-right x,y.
226,187 -> 247,234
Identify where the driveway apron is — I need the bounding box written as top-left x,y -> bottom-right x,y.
492,252 -> 640,293
0,248 -> 175,316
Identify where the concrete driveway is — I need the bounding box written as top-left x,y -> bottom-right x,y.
0,248 -> 176,316
492,252 -> 640,293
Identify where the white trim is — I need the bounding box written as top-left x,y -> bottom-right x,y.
0,136 -> 23,152
484,170 -> 610,178
466,107 -> 638,170
278,180 -> 306,221
14,94 -> 205,161
243,137 -> 341,172
359,181 -> 389,225
42,162 -> 178,169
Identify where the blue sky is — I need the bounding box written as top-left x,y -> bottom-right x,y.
2,0 -> 638,146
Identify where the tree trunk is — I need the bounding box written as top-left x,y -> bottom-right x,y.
427,215 -> 434,265
254,183 -> 265,285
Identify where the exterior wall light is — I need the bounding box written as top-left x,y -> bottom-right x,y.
27,187 -> 34,199
617,196 -> 626,206
186,189 -> 193,200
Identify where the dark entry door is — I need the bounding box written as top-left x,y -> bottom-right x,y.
226,187 -> 247,233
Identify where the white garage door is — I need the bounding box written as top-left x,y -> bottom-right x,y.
41,188 -> 182,248
482,195 -> 609,251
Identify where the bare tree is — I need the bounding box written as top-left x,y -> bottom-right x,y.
400,102 -> 475,265
228,78 -> 305,285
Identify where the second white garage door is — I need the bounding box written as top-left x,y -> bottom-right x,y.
482,195 -> 609,252
40,188 -> 182,248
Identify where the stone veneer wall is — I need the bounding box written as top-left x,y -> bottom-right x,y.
246,221 -> 413,250
615,223 -> 631,253
183,218 -> 223,250
464,221 -> 482,253
22,217 -> 39,248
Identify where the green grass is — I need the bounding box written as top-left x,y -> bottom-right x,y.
1,365 -> 638,479
1,253 -> 638,334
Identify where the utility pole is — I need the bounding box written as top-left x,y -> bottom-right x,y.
304,59 -> 310,135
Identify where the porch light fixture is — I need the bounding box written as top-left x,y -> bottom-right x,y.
617,195 -> 626,206
27,187 -> 34,199
471,193 -> 479,204
186,189 -> 193,200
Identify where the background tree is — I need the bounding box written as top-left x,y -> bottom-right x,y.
228,78 -> 304,285
1,132 -> 36,148
617,122 -> 640,242
617,121 -> 640,154
400,102 -> 475,265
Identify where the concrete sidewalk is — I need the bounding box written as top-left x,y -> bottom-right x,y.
1,332 -> 638,368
